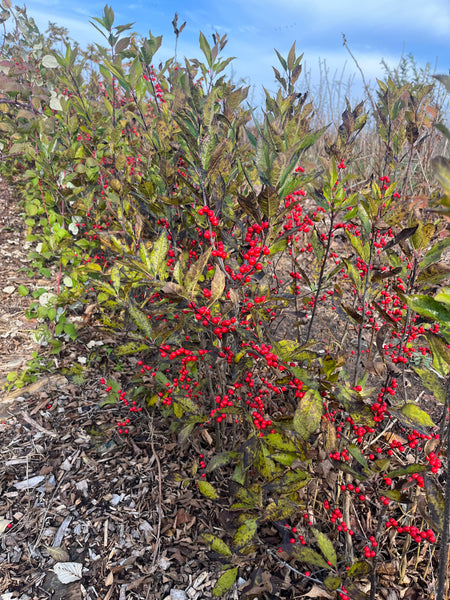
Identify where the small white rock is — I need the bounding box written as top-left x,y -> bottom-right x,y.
170,590 -> 187,600
14,476 -> 45,489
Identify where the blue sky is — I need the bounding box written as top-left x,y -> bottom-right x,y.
12,0 -> 450,107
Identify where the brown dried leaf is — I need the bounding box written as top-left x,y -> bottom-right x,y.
0,518 -> 11,534
45,546 -> 70,562
105,571 -> 114,586
301,583 -> 334,598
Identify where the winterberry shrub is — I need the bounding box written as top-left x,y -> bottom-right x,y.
1,4 -> 450,598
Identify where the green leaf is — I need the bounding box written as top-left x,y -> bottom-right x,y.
345,560 -> 371,579
63,322 -> 77,340
184,248 -> 212,293
408,295 -> 450,325
206,451 -> 238,473
213,56 -> 235,75
115,341 -> 149,356
413,366 -> 447,403
199,31 -> 212,67
287,41 -> 296,71
264,432 -> 298,453
312,528 -> 337,567
425,332 -> 450,374
385,464 -> 427,478
109,264 -> 121,292
262,499 -> 299,521
231,518 -> 258,551
343,258 -> 363,292
417,264 -> 450,287
270,452 -> 298,466
383,489 -> 402,501
309,229 -> 324,262
178,421 -> 197,445
232,483 -> 262,510
274,48 -> 287,72
139,242 -> 152,270
345,230 -> 369,263
257,185 -> 280,219
291,546 -> 329,569
419,236 -> 450,269
424,474 -> 444,534
149,232 -> 169,278
324,575 -> 341,591
390,403 -> 435,432
435,287 -> 450,306
173,395 -> 200,415
348,444 -> 370,471
18,285 -> 29,296
209,268 -> 226,306
264,469 -> 309,494
213,567 -> 238,597
269,237 -> 288,255
197,479 -> 219,500
128,304 -> 153,339
202,533 -> 232,557
293,390 -> 323,440
103,5 -> 115,30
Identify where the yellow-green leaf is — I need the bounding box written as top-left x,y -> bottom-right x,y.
202,533 -> 232,557
258,185 -> 280,219
291,546 -> 329,569
263,499 -> 299,522
149,232 -> 168,276
231,518 -> 258,551
264,470 -> 309,494
324,575 -> 341,591
263,432 -> 298,453
209,267 -> 226,306
197,480 -> 219,500
345,560 -> 371,579
312,528 -> 337,567
184,248 -> 212,293
413,366 -> 447,403
128,304 -> 153,339
213,567 -> 238,597
390,403 -> 435,433
293,390 -> 323,440
115,341 -> 149,356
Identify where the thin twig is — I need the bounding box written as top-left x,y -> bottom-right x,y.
436,378 -> 450,600
21,412 -> 57,437
149,418 -> 163,570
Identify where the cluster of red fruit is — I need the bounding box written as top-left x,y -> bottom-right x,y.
386,518 -> 436,544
